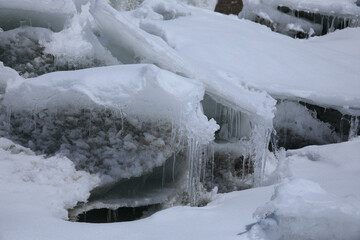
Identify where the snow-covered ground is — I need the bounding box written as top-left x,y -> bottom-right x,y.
1,138 -> 359,240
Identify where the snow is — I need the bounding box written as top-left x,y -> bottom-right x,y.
1,134 -> 360,240
245,137 -> 360,240
0,0 -> 360,239
0,138 -> 99,221
248,179 -> 360,240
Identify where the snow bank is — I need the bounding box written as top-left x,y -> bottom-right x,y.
288,136 -> 360,198
0,138 -> 99,220
248,179 -> 360,240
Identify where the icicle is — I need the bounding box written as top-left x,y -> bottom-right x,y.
162,163 -> 166,188
172,152 -> 176,183
107,209 -> 112,223
112,210 -> 118,222
349,116 -> 359,140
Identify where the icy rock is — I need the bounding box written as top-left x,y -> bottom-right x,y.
215,0 -> 243,15
248,179 -> 360,240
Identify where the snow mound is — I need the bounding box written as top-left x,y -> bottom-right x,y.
248,179 -> 360,240
0,137 -> 100,220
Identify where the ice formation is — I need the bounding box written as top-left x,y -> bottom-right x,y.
274,100 -> 339,149
0,0 -> 359,227
0,64 -> 220,210
240,0 -> 360,38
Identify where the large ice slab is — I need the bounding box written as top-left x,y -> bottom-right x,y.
0,0 -> 76,31
2,64 -> 218,183
90,0 -> 276,124
131,2 -> 360,115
